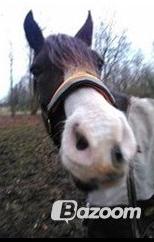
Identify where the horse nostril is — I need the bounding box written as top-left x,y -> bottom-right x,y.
112,145 -> 124,165
75,132 -> 89,151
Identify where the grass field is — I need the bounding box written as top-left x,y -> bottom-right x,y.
0,114 -> 85,238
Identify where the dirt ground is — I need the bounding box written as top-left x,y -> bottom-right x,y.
1,114 -> 154,238
0,115 -> 86,238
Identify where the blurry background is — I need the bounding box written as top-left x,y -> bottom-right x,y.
0,0 -> 154,115
0,0 -> 154,238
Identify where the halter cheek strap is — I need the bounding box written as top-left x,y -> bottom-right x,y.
46,73 -> 116,147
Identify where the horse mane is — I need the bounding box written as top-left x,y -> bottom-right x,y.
45,34 -> 98,75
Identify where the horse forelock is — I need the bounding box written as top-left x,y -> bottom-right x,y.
45,34 -> 99,76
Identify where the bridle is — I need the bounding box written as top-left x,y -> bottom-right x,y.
46,72 -> 116,147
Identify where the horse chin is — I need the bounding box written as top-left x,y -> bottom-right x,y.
71,175 -> 99,192
99,172 -> 125,188
71,172 -> 125,192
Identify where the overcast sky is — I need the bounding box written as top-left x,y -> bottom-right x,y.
0,0 -> 154,99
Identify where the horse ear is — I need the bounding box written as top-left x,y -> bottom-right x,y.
23,10 -> 44,54
75,10 -> 93,46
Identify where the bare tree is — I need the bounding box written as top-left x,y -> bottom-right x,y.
94,20 -> 154,97
94,21 -> 131,84
115,50 -> 144,91
9,42 -> 16,117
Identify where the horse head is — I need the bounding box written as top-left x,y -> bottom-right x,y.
23,11 -> 137,191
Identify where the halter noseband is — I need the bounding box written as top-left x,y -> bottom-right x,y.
46,73 -> 116,147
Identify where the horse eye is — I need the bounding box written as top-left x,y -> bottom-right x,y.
30,65 -> 43,77
98,59 -> 104,71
